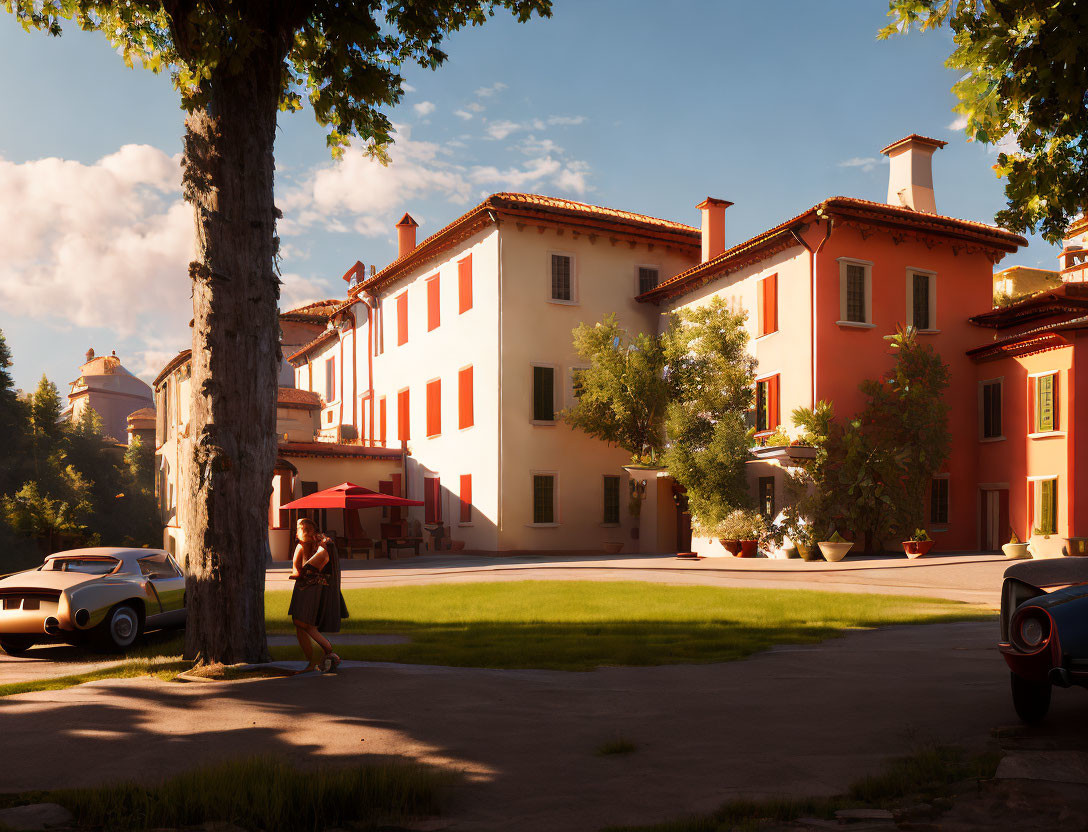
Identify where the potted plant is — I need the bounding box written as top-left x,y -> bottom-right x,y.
708,509 -> 748,556
1001,529 -> 1030,560
817,529 -> 854,562
736,510 -> 767,558
790,524 -> 819,561
902,528 -> 934,559
602,541 -> 624,555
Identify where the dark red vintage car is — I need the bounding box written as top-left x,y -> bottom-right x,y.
1000,558 -> 1088,722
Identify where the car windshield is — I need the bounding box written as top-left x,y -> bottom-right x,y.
45,557 -> 119,575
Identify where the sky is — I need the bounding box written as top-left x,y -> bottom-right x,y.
0,1 -> 1060,394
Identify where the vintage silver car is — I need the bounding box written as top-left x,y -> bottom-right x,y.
0,547 -> 186,655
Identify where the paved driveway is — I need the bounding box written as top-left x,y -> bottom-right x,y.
3,622 -> 1085,831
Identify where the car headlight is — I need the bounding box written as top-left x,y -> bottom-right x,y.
1012,608 -> 1052,652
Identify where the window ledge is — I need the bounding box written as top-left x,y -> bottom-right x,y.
929,526 -> 950,533
530,419 -> 557,427
1029,431 -> 1066,439
755,331 -> 778,341
979,435 -> 1007,444
547,298 -> 579,307
526,522 -> 560,528
459,424 -> 475,431
457,522 -> 474,528
835,320 -> 875,329
914,328 -> 941,334
599,523 -> 621,528
426,433 -> 441,439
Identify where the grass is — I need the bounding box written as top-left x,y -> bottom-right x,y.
0,658 -> 190,698
602,746 -> 1002,831
596,737 -> 639,756
0,756 -> 453,831
266,580 -> 991,670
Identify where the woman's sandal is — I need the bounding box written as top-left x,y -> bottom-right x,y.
321,653 -> 342,674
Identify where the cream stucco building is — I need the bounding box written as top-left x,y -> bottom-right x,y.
65,349 -> 154,442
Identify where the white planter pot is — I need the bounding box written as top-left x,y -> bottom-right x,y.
1001,542 -> 1030,560
818,541 -> 853,562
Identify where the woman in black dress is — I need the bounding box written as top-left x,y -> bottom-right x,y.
288,517 -> 349,673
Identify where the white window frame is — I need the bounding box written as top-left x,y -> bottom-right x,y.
1028,474 -> 1060,536
634,263 -> 661,297
530,361 -> 559,425
978,376 -> 1004,442
837,257 -> 874,328
1028,370 -> 1064,437
547,250 -> 578,305
905,267 -> 939,332
527,469 -> 560,527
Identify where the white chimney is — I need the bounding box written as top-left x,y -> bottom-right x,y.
696,197 -> 733,262
880,134 -> 947,214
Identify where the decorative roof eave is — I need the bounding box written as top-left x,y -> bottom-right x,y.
286,328 -> 338,365
969,284 -> 1088,328
967,332 -> 1073,362
827,210 -> 1020,259
153,349 -> 193,387
277,441 -> 404,461
496,205 -> 700,250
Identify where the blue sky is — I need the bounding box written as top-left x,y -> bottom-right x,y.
0,1 -> 1058,393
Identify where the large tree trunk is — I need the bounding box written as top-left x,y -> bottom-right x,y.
180,47 -> 282,664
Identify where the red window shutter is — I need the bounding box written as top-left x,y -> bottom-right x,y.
459,255 -> 473,314
458,366 -> 474,429
397,292 -> 408,345
769,374 -> 780,430
424,477 -> 441,523
758,279 -> 766,336
379,397 -> 387,445
398,389 -> 410,441
427,276 -> 440,331
766,274 -> 778,333
460,474 -> 472,522
426,379 -> 441,437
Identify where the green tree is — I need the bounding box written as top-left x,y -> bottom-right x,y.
562,315 -> 670,463
27,375 -> 65,488
881,1 -> 1088,242
5,0 -> 552,664
661,298 -> 756,532
2,473 -> 93,553
0,329 -> 29,498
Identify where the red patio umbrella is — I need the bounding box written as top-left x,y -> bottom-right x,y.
281,481 -> 424,510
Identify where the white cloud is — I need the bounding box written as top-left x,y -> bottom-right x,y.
465,102 -> 485,113
413,101 -> 436,117
546,115 -> 586,127
453,109 -> 474,121
402,83 -> 417,93
279,272 -> 340,311
485,115 -> 587,141
837,156 -> 882,173
486,120 -> 523,140
475,82 -> 507,98
0,144 -> 196,379
947,114 -> 969,131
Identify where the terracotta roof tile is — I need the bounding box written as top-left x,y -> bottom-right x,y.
281,299 -> 342,320
286,328 -> 338,363
277,387 -> 322,409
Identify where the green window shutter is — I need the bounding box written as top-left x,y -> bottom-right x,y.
603,476 -> 620,524
533,475 -> 554,524
1040,479 -> 1057,535
1037,374 -> 1056,432
533,366 -> 554,421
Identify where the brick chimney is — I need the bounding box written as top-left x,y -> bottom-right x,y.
880,134 -> 947,214
696,198 -> 732,262
395,213 -> 419,259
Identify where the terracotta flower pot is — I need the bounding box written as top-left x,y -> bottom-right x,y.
795,541 -> 819,562
602,541 -> 624,555
902,540 -> 934,559
448,539 -> 466,552
1001,542 -> 1030,560
739,539 -> 759,558
719,539 -> 742,555
817,541 -> 853,562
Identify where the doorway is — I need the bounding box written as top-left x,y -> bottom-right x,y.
980,488 -> 1009,552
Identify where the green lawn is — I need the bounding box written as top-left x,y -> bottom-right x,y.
266,580 -> 991,671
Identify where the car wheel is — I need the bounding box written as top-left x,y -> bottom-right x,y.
97,604 -> 142,652
0,635 -> 35,656
1011,671 -> 1052,723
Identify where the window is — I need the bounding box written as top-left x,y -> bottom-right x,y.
459,255 -> 473,314
637,266 -> 659,295
427,275 -> 440,331
396,291 -> 408,346
532,474 -> 556,524
550,254 -> 573,301
758,273 -> 778,336
1035,477 -> 1058,535
1034,373 -> 1059,432
755,375 -> 780,433
324,357 -> 336,402
397,388 -> 410,441
980,379 -> 1002,439
533,365 -> 555,422
909,272 -> 935,331
758,476 -> 775,520
426,379 -> 441,437
458,366 -> 474,429
930,477 -> 949,525
379,396 -> 387,445
424,476 -> 441,524
459,474 -> 472,523
603,475 -> 620,524
838,259 -> 872,325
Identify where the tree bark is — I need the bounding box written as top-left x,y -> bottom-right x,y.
180,46 -> 282,664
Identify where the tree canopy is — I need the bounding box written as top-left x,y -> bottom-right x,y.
882,0 -> 1088,242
